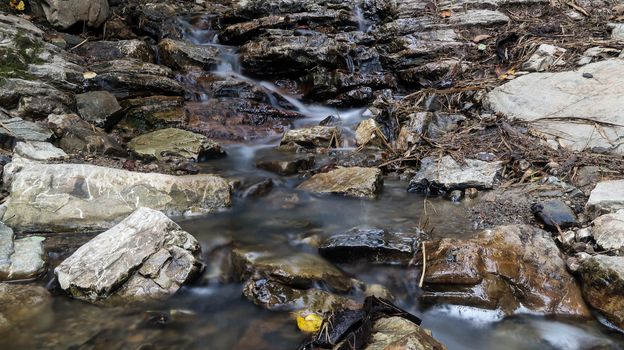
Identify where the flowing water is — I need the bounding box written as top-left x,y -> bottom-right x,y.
5,14 -> 624,350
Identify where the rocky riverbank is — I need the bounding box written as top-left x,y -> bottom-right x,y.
1,0 -> 624,349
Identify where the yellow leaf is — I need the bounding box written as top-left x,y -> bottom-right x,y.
296,311 -> 323,333
9,0 -> 25,11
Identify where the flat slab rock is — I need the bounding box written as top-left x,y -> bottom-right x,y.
232,248 -> 353,293
127,128 -> 224,161
591,210 -> 624,252
0,222 -> 46,281
586,179 -> 624,218
530,199 -> 578,232
579,255 -> 624,329
319,227 -> 422,264
55,207 -> 203,303
408,156 -> 501,193
14,141 -> 67,161
2,163 -> 231,232
485,59 -> 624,154
420,225 -> 590,317
298,167 -> 383,199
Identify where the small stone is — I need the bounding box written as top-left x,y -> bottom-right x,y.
297,167 -> 383,199
586,180 -> 624,218
582,72 -> 593,79
531,200 -> 578,232
256,156 -> 314,176
75,91 -> 122,127
591,210 -> 624,251
575,227 -> 592,242
281,126 -> 342,149
518,159 -> 531,171
449,190 -> 463,203
239,179 -> 273,198
465,188 -> 478,199
13,141 -> 67,161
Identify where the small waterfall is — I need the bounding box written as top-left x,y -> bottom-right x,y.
345,54 -> 355,74
354,3 -> 370,33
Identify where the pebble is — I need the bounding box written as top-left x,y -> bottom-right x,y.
465,188 -> 478,199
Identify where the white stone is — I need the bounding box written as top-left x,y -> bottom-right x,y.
14,141 -> 67,161
485,59 -> 624,154
592,210 -> 624,251
409,156 -> 502,190
521,44 -> 566,72
586,180 -> 624,218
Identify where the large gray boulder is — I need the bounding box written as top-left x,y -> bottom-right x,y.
55,207 -> 203,303
485,59 -> 624,154
2,163 -> 231,232
37,0 -> 110,29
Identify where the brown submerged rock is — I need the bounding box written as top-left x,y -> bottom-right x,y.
0,283 -> 52,333
579,255 -> 624,329
298,167 -> 383,199
419,225 -> 590,317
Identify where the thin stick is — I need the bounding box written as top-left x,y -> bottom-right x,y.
419,242 -> 426,288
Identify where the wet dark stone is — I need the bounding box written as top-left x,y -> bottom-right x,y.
256,156 -> 314,176
239,178 -> 274,198
319,115 -> 342,126
318,227 -> 422,265
531,200 -> 578,232
407,178 -> 447,196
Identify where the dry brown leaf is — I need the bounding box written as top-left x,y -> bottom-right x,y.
472,34 -> 492,43
440,9 -> 452,18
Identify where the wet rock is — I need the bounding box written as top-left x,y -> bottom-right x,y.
55,207 -> 202,303
485,59 -> 624,154
127,128 -> 224,161
3,163 -> 231,232
396,112 -> 427,151
46,113 -> 125,156
408,156 -> 501,194
319,227 -> 422,264
256,155 -> 314,175
74,40 -> 154,62
420,225 -> 590,316
158,39 -> 220,71
281,126 -> 342,149
0,283 -> 52,332
355,118 -> 386,148
240,33 -> 345,77
426,113 -> 465,139
365,316 -> 447,350
531,200 -> 578,232
586,179 -> 624,218
0,222 -> 46,281
239,178 -> 273,198
116,96 -> 187,139
0,79 -> 74,118
521,44 -> 567,72
36,0 -> 109,29
14,141 -> 67,161
88,59 -> 184,98
579,255 -> 624,329
298,167 -> 383,199
243,278 -> 356,313
232,249 -> 353,293
0,118 -> 53,146
75,91 -> 122,127
591,210 -> 624,251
